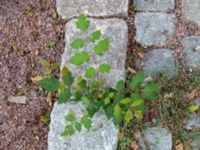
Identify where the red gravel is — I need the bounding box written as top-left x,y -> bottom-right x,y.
0,0 -> 65,149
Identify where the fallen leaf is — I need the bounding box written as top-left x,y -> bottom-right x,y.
130,141 -> 138,150
47,92 -> 52,108
31,76 -> 44,83
127,66 -> 136,74
187,89 -> 197,101
176,143 -> 183,150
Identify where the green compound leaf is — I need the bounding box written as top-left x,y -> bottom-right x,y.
94,39 -> 109,56
58,89 -> 72,104
75,122 -> 82,132
70,38 -> 85,49
120,98 -> 131,105
113,104 -> 122,125
124,110 -> 133,123
65,114 -> 76,122
70,51 -> 90,66
90,30 -> 101,42
38,76 -> 59,92
61,124 -> 74,136
189,105 -> 199,113
143,83 -> 159,100
76,14 -> 90,32
80,115 -> 92,130
85,67 -> 96,79
99,64 -> 111,73
116,80 -> 125,91
129,71 -> 145,89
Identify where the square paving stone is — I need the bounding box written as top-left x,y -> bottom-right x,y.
134,0 -> 175,11
181,36 -> 200,71
135,13 -> 175,46
56,0 -> 128,19
144,49 -> 177,78
61,18 -> 128,87
182,0 -> 200,27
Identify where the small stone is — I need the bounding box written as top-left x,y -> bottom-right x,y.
181,36 -> 200,71
134,0 -> 175,11
143,49 -> 177,79
182,0 -> 200,27
135,13 -> 175,46
56,0 -> 129,19
8,96 -> 27,104
185,113 -> 200,130
139,127 -> 172,150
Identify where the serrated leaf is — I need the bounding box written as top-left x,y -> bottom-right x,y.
104,98 -> 111,105
129,72 -> 145,89
120,98 -> 131,105
131,99 -> 144,107
90,30 -> 101,42
75,122 -> 82,132
124,110 -> 133,123
65,114 -> 76,122
58,89 -> 72,104
76,14 -> 90,32
116,80 -> 125,91
70,38 -> 85,49
99,64 -> 111,73
70,51 -> 90,66
134,110 -> 143,120
38,76 -> 59,92
80,115 -> 92,130
189,105 -> 199,113
61,124 -> 74,136
82,96 -> 89,105
113,104 -> 122,125
94,39 -> 109,56
85,67 -> 96,79
143,83 -> 159,100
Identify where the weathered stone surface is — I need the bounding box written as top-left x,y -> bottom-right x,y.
48,102 -> 118,150
143,49 -> 177,79
7,96 -> 26,104
182,0 -> 200,27
135,13 -> 175,46
61,18 -> 128,87
185,114 -> 200,130
134,0 -> 175,11
48,18 -> 128,150
56,0 -> 128,19
139,127 -> 172,150
181,36 -> 200,71
191,136 -> 200,150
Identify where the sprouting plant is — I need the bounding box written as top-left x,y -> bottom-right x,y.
38,14 -> 160,136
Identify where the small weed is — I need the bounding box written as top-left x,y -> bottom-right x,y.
26,5 -> 34,17
52,11 -> 59,20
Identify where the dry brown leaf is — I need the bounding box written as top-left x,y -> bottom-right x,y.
47,92 -> 52,108
30,76 -> 44,83
187,89 -> 197,101
130,141 -> 138,150
176,143 -> 183,150
127,66 -> 136,74
138,52 -> 144,59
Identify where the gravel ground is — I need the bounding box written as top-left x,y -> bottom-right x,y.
1,0 -> 200,149
0,0 -> 65,149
